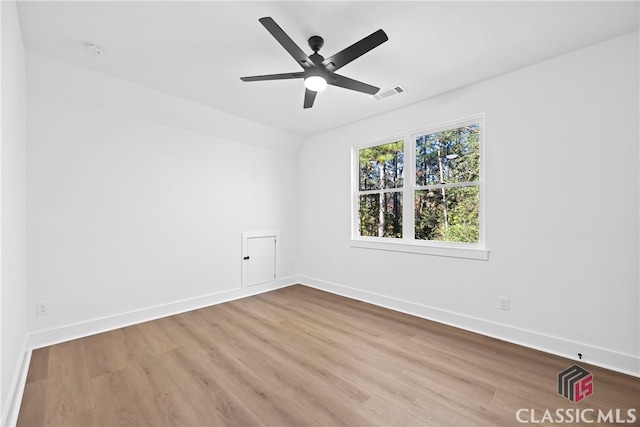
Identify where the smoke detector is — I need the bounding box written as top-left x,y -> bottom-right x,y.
83,42 -> 103,56
372,85 -> 406,101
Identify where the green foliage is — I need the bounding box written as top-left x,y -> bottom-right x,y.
359,193 -> 402,238
414,189 -> 444,240
415,124 -> 480,186
434,187 -> 479,243
359,141 -> 404,190
358,141 -> 404,237
414,125 -> 480,243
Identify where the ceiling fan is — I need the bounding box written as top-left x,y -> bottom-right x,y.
240,17 -> 388,109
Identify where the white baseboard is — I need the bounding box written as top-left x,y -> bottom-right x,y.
299,276 -> 640,378
29,277 -> 299,350
2,335 -> 31,427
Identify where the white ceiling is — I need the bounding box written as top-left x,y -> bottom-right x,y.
16,1 -> 639,137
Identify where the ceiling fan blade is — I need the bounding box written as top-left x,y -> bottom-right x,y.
322,29 -> 388,72
303,88 -> 317,109
259,17 -> 313,69
241,72 -> 304,82
330,74 -> 379,95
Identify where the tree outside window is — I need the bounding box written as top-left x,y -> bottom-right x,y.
415,123 -> 480,243
358,141 -> 404,238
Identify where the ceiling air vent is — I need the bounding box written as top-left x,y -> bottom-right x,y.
372,85 -> 406,101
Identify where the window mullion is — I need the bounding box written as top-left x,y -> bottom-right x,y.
415,181 -> 480,191
352,146 -> 361,239
403,135 -> 414,241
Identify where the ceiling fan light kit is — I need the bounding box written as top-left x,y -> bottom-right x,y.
304,75 -> 327,92
240,17 -> 388,109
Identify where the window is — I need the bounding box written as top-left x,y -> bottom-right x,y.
358,140 -> 404,238
352,115 -> 488,260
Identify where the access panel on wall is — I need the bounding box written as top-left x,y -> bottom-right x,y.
241,231 -> 279,287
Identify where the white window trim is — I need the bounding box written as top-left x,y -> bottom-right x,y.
351,114 -> 489,261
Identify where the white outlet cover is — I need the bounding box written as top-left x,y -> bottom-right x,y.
36,302 -> 49,316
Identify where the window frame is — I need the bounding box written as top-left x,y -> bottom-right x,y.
351,114 -> 489,261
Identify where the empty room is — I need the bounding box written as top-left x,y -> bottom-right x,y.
2,1 -> 639,426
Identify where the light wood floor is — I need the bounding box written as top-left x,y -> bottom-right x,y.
18,285 -> 639,426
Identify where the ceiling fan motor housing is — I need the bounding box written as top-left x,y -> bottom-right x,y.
308,35 -> 324,52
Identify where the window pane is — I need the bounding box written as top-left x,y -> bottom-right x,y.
359,192 -> 403,238
415,123 -> 480,186
415,186 -> 479,243
359,141 -> 404,191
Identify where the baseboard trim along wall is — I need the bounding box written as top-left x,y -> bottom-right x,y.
298,276 -> 640,378
2,336 -> 31,427
29,277 -> 297,350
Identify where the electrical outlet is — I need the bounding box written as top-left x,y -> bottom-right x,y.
498,297 -> 510,311
36,301 -> 49,316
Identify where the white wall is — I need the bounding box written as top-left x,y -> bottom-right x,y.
26,53 -> 302,340
1,0 -> 29,423
298,32 -> 639,375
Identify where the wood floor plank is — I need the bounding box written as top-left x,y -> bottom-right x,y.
229,293 -> 288,323
91,368 -> 159,426
387,330 -> 559,399
258,288 -> 384,341
118,324 -> 158,365
75,408 -> 99,427
396,367 -> 498,423
126,351 -> 209,426
358,395 -> 429,427
191,304 -> 260,359
25,347 -> 49,384
209,304 -> 371,425
91,368 -> 155,426
219,302 -> 374,408
44,340 -> 94,426
266,316 -> 422,411
409,394 -> 492,427
278,315 -> 402,379
234,346 -> 371,426
133,317 -> 184,354
16,380 -> 47,427
275,285 -> 420,338
83,328 -> 130,378
227,294 -> 426,415
17,285 -> 640,427
194,342 -> 320,426
159,346 -> 264,426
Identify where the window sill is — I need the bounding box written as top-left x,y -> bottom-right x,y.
350,238 -> 490,260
